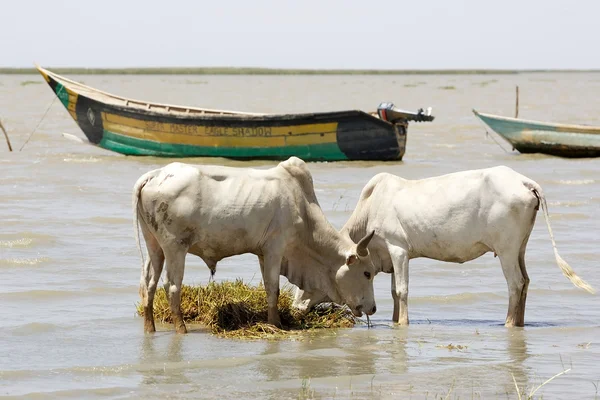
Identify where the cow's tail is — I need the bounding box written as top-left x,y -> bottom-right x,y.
132,172 -> 154,269
524,180 -> 595,294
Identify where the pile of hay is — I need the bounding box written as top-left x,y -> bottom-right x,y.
136,280 -> 358,339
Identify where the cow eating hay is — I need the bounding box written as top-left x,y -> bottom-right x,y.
294,166 -> 595,327
133,157 -> 377,334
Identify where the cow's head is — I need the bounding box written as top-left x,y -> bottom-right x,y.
296,230 -> 377,317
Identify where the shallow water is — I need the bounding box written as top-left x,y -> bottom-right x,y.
1,73 -> 599,399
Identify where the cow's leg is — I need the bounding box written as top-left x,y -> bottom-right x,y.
515,232 -> 532,326
140,251 -> 165,333
499,250 -> 528,327
261,252 -> 283,328
164,249 -> 188,334
206,260 -> 217,282
516,250 -> 530,326
139,228 -> 165,333
389,245 -> 410,325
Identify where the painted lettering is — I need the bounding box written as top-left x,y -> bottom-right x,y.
146,121 -> 161,131
231,126 -> 272,137
206,126 -> 230,136
185,125 -> 198,135
170,124 -> 187,134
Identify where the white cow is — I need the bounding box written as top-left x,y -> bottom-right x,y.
294,166 -> 595,327
133,157 -> 377,334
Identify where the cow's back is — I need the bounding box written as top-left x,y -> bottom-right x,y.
137,160 -> 324,262
364,167 -> 539,262
138,162 -> 297,259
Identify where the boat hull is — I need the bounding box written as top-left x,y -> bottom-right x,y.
473,110 -> 600,158
39,68 -> 408,161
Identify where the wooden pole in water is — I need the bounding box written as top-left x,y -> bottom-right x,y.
515,85 -> 519,118
0,119 -> 13,152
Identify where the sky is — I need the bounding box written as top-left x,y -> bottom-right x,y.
2,0 -> 599,69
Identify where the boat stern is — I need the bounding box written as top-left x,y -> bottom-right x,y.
375,102 -> 435,160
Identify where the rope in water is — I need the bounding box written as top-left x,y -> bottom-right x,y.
0,119 -> 13,151
19,87 -> 61,151
485,130 -> 512,154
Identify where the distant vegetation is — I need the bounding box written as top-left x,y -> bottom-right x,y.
184,79 -> 208,84
1,67 -> 599,75
403,82 -> 427,87
20,80 -> 42,86
475,79 -> 498,87
438,85 -> 457,90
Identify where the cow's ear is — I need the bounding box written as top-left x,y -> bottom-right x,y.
346,254 -> 358,266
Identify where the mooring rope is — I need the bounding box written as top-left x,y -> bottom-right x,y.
19,87 -> 61,151
485,130 -> 512,154
0,119 -> 13,151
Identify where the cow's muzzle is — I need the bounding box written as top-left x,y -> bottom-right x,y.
354,304 -> 376,317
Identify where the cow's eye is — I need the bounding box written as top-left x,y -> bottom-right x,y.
364,271 -> 371,279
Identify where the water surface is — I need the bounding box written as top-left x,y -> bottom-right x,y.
1,73 -> 599,399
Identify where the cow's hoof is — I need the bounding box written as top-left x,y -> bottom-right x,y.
144,320 -> 156,333
268,318 -> 282,329
175,324 -> 188,334
504,320 -> 524,328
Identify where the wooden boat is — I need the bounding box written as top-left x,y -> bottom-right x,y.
37,66 -> 434,161
473,109 -> 600,158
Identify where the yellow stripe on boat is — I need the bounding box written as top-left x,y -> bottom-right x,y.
103,113 -> 337,138
102,113 -> 339,147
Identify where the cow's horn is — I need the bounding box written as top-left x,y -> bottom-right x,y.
357,230 -> 375,257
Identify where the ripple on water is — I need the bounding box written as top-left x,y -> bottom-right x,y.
88,216 -> 131,225
0,238 -> 33,248
410,291 -> 504,306
0,233 -> 57,248
63,157 -> 101,163
9,322 -> 60,335
0,286 -> 138,300
547,212 -> 589,220
0,289 -> 82,301
555,179 -> 595,185
548,200 -> 589,207
0,257 -> 51,267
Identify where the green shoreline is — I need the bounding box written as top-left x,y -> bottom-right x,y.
2,67 -> 600,75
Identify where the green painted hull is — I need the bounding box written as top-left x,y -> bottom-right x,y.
99,130 -> 349,159
473,110 -> 600,158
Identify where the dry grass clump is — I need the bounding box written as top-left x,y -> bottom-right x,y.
136,279 -> 357,339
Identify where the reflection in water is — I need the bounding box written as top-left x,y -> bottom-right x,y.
386,328 -> 409,376
138,334 -> 189,386
253,334 -> 344,382
167,334 -> 185,363
139,335 -> 159,386
253,330 -> 389,384
256,340 -> 283,382
506,328 -> 530,395
306,330 -> 389,378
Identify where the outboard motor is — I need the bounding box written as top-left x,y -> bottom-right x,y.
377,103 -> 435,124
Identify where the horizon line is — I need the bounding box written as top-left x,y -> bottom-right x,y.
2,66 -> 600,75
